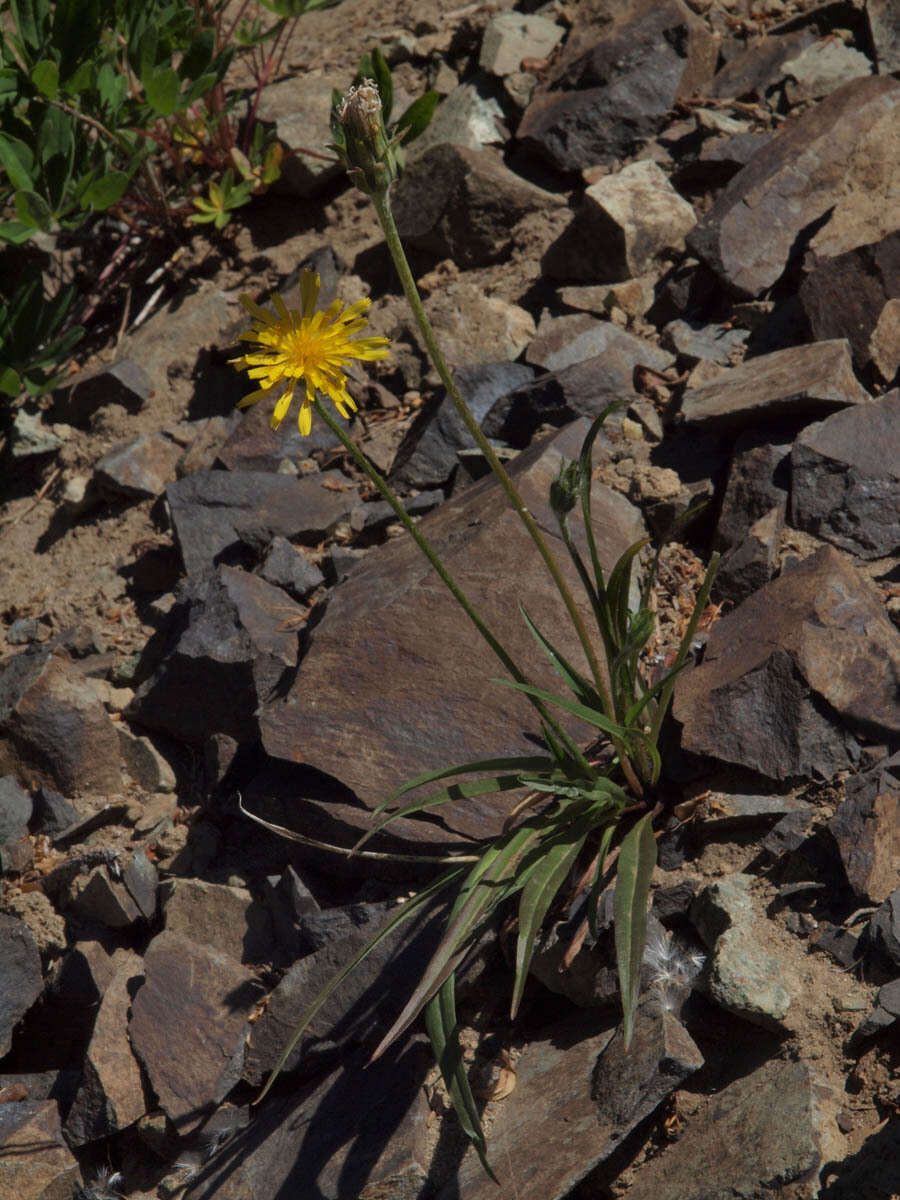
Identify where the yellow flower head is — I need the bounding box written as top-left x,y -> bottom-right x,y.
231,269 -> 390,435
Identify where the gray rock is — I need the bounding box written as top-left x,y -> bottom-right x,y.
6,617 -> 45,645
391,361 -> 536,488
0,647 -> 123,795
692,874 -> 793,1029
394,144 -> 557,269
128,565 -> 303,746
715,504 -> 784,605
65,950 -> 146,1144
688,76 -> 900,298
261,866 -> 319,963
713,432 -> 791,553
422,281 -> 535,369
791,389 -> 900,560
408,74 -> 505,157
866,889 -> 900,971
662,319 -> 749,366
867,0 -> 900,72
9,409 -> 63,458
707,29 -> 815,101
543,161 -> 696,282
160,878 -> 276,966
130,930 -> 262,1134
526,312 -> 674,374
66,866 -> 142,928
0,775 -> 31,845
50,358 -> 152,426
673,546 -> 900,781
829,753 -> 900,905
259,421 -> 646,844
849,978 -> 900,1044
242,899 -> 439,1085
0,915 -> 42,1057
166,469 -> 357,576
622,1060 -> 831,1200
680,340 -> 870,429
349,489 -> 444,539
185,1040 -> 433,1200
216,393 -> 341,473
871,298 -> 900,385
480,12 -> 563,77
0,1100 -> 82,1200
518,0 -> 717,173
117,725 -> 176,792
798,233 -> 900,373
782,37 -> 872,105
122,850 -> 158,921
254,74 -> 343,196
258,536 -> 325,599
94,431 -> 184,500
52,939 -> 117,1007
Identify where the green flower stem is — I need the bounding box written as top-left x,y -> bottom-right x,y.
311,398 -> 593,777
371,193 -> 611,704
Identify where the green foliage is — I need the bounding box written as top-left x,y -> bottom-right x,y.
190,166 -> 254,228
0,262 -> 82,395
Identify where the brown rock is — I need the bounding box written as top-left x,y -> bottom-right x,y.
259,421 -> 646,843
0,1101 -> 82,1200
65,950 -> 146,1144
680,340 -> 869,429
66,866 -> 141,929
0,914 -> 42,1058
129,930 -> 262,1134
0,648 -> 123,796
94,431 -> 185,500
688,76 -> 900,298
707,29 -> 815,101
867,0 -> 900,73
870,298 -> 900,384
160,878 -> 276,966
673,546 -> 900,781
829,758 -> 900,904
526,312 -> 673,374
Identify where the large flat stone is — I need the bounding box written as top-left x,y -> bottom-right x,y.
260,421 -> 646,843
688,76 -> 900,298
680,340 -> 869,430
673,546 -> 900,781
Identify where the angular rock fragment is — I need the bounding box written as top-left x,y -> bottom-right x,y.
258,536 -> 325,600
166,469 -> 357,576
94,431 -> 185,500
0,1101 -> 82,1200
423,280 -> 535,368
828,753 -> 900,905
260,422 -> 646,843
673,546 -> 900,781
782,38 -> 871,106
543,161 -> 696,282
622,1060 -> 832,1200
128,565 -> 303,746
50,358 -> 153,425
715,504 -> 784,606
391,361 -> 535,488
680,340 -> 869,429
479,12 -> 563,77
688,76 -> 900,297
867,0 -> 900,72
713,433 -> 791,553
216,397 -> 340,473
519,0 -> 717,173
66,865 -> 142,929
409,74 -> 506,156
0,648 -> 123,795
394,144 -> 557,268
161,878 -> 276,966
0,775 -> 31,845
870,298 -> 900,385
130,930 -> 262,1134
865,888 -> 900,972
662,319 -> 749,367
65,950 -> 146,1144
707,29 -> 815,101
254,74 -> 343,196
525,312 -> 673,375
790,390 -> 900,560
0,914 -> 42,1057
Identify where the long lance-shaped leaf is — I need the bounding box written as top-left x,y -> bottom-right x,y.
510,813 -> 597,1018
425,976 -> 496,1181
520,604 -> 605,712
578,403 -> 626,611
607,537 -> 651,647
369,822 -> 543,1062
255,864 -> 465,1104
613,812 -> 657,1048
371,754 -> 555,820
356,771 -> 539,851
494,679 -> 631,742
587,823 -> 617,939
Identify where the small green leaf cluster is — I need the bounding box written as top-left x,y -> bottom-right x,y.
0,262 -> 81,395
329,46 -> 438,185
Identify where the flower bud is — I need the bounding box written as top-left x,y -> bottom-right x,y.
333,79 -> 398,196
550,458 -> 581,518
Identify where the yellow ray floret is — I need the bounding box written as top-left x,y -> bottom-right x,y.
230,269 -> 390,435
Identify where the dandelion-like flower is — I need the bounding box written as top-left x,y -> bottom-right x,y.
231,269 -> 390,436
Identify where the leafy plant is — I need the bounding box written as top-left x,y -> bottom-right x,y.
0,262 -> 82,395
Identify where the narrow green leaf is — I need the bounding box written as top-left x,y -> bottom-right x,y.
425,977 -> 496,1180
11,0 -> 47,52
578,402 -> 625,603
14,187 -> 51,229
587,823 -> 616,939
493,678 -> 630,742
613,812 -> 657,1048
511,816 -> 594,1017
373,754 -> 555,818
51,0 -> 100,83
30,58 -> 58,99
0,220 -> 35,244
370,47 -> 393,123
256,865 -> 463,1104
519,603 -> 603,710
395,91 -> 439,143
606,537 -> 650,644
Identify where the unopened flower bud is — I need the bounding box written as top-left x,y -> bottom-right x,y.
334,79 -> 398,196
550,458 -> 581,518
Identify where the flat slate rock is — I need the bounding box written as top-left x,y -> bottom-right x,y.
94,431 -> 185,500
0,1100 -> 82,1200
688,75 -> 900,298
673,546 -> 900,781
829,754 -> 900,905
0,914 -> 42,1058
680,340 -> 869,429
526,312 -> 673,375
129,930 -> 263,1135
0,774 -> 32,845
166,469 -> 357,576
260,421 -> 646,844
623,1060 -> 830,1200
790,389 -> 900,560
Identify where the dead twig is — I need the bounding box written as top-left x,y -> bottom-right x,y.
0,466 -> 61,533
